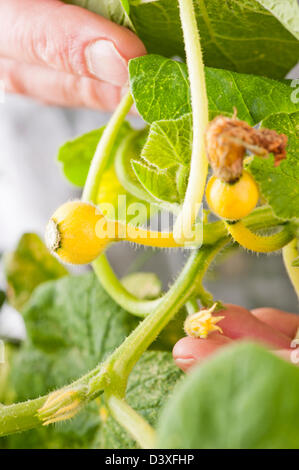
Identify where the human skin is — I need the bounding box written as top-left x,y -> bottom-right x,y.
0,0 -> 146,110
174,304 -> 299,371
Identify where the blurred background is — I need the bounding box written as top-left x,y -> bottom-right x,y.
0,63 -> 299,343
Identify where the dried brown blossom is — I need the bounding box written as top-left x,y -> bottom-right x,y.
205,115 -> 288,183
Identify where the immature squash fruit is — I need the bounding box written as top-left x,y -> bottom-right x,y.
206,170 -> 259,221
45,201 -> 111,265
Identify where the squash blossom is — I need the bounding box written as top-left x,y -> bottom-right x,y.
184,303 -> 224,339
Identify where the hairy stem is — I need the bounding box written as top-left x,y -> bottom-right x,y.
283,238 -> 299,300
82,92 -> 133,202
105,239 -> 228,395
226,220 -> 294,253
174,0 -> 209,242
106,394 -> 156,449
92,256 -> 161,318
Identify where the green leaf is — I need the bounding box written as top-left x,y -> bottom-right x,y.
129,0 -> 299,78
248,111 -> 299,220
4,234 -> 68,311
57,122 -> 131,188
129,55 -> 299,125
96,351 -> 183,449
256,0 -> 299,39
63,0 -> 133,28
157,343 -> 299,449
121,272 -> 162,299
132,114 -> 192,203
3,272 -> 139,449
22,272 -> 138,355
114,128 -> 158,205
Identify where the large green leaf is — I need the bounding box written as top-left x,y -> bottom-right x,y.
66,0 -> 299,78
97,351 -> 182,449
157,343 -> 299,449
4,234 -> 68,311
22,272 -> 138,355
248,111 -> 299,220
129,55 -> 299,125
63,0 -> 133,28
1,272 -> 139,449
129,0 -> 299,78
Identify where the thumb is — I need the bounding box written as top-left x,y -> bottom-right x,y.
0,0 -> 146,87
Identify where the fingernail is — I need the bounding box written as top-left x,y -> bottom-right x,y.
85,40 -> 128,87
175,357 -> 197,372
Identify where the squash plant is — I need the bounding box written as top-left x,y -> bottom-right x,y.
1,0 -> 299,449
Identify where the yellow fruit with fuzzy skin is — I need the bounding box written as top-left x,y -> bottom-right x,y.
206,170 -> 259,221
45,201 -> 112,265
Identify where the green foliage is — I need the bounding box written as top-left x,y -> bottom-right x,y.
157,343 -> 299,449
97,351 -> 182,449
1,273 -> 139,448
129,0 -> 299,78
132,114 -> 192,203
22,272 -> 138,356
129,55 -> 299,125
4,234 -> 68,311
249,111 -> 299,220
256,0 -> 299,39
63,0 -> 133,28
129,55 -> 299,210
57,122 -> 131,188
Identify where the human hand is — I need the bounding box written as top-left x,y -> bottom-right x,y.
0,0 -> 145,110
174,304 -> 299,372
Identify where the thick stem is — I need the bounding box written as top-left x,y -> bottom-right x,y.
82,92 -> 133,203
0,362 -> 108,437
226,220 -> 294,253
106,394 -> 156,449
104,239 -> 228,395
174,0 -> 209,242
283,238 -> 299,301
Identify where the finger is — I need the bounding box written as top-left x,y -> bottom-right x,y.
0,57 -> 121,110
251,308 -> 299,339
215,304 -> 291,349
0,0 -> 146,87
173,333 -> 232,372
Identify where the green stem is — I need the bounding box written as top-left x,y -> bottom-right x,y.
82,91 -> 162,315
106,394 -> 156,449
0,397 -> 46,436
0,239 -> 227,437
93,206 -> 286,316
0,362 -> 108,437
104,239 -> 228,395
174,0 -> 209,242
82,92 -> 133,203
283,238 -> 299,301
92,256 -> 161,318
